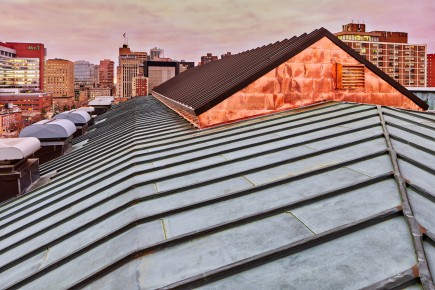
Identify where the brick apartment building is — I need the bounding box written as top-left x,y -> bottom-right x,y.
335,23 -> 427,87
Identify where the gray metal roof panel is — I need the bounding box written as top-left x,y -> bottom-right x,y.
0,96 -> 434,288
197,217 -> 415,290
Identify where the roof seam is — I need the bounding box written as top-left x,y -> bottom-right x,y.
376,105 -> 435,288
0,154 -> 391,271
66,177 -> 397,289
153,207 -> 402,289
0,126 -> 383,229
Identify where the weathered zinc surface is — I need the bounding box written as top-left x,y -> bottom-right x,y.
0,96 -> 434,289
152,28 -> 427,128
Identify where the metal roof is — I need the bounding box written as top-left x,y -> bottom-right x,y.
152,28 -> 428,115
0,137 -> 40,161
0,96 -> 434,289
53,110 -> 91,125
19,119 -> 76,139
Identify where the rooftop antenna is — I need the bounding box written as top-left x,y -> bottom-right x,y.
123,33 -> 127,45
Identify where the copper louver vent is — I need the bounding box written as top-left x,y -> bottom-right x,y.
337,64 -> 365,89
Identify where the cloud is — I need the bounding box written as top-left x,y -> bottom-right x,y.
1,0 -> 434,65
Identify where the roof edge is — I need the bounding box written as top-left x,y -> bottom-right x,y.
193,30 -> 327,115
194,27 -> 427,114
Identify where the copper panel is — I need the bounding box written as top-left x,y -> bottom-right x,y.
197,36 -> 422,128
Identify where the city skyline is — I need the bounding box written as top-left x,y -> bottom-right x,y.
1,0 -> 435,64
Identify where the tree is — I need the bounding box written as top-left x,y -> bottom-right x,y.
40,108 -> 47,119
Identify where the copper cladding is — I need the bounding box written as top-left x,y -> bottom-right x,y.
197,37 -> 421,128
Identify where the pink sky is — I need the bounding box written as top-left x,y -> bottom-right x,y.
1,0 -> 434,65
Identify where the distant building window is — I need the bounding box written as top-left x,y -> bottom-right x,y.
336,64 -> 365,89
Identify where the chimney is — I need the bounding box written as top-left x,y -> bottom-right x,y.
0,137 -> 41,203
53,110 -> 91,138
19,119 -> 76,164
88,97 -> 114,115
76,106 -> 96,126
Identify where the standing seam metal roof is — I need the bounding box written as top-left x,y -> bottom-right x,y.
152,27 -> 428,115
0,96 -> 434,289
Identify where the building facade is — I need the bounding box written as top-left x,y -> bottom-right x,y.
0,42 -> 46,91
99,59 -> 114,88
144,60 -> 194,90
45,59 -> 74,97
428,53 -> 434,87
74,60 -> 96,89
88,87 -> 112,100
150,47 -> 164,60
0,92 -> 52,118
132,76 -> 148,97
117,44 -> 147,98
0,106 -> 23,137
94,65 -> 100,86
200,53 -> 218,65
221,52 -> 232,59
335,23 -> 427,87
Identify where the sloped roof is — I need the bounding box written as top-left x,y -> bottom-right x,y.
152,27 -> 428,114
0,96 -> 434,289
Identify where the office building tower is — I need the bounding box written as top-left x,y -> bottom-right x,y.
132,76 -> 148,97
150,47 -> 164,60
99,59 -> 114,88
428,54 -> 434,87
45,59 -> 74,97
144,60 -> 194,90
335,22 -> 427,87
0,42 -> 46,91
74,60 -> 96,89
94,65 -> 100,87
117,44 -> 147,98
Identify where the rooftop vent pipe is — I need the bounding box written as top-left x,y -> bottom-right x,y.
53,110 -> 91,138
19,119 -> 76,164
0,137 -> 41,202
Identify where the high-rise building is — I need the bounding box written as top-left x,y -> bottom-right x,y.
335,23 -> 427,87
150,47 -> 164,60
0,42 -> 46,91
99,59 -> 114,88
117,44 -> 147,98
132,76 -> 148,97
144,60 -> 194,90
74,60 -> 96,89
200,53 -> 218,65
428,54 -> 434,87
94,65 -> 100,87
45,59 -> 74,97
